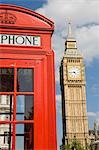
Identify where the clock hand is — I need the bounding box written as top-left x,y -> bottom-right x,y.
69,71 -> 75,74
73,71 -> 76,74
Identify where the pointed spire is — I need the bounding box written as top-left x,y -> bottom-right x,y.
67,20 -> 74,39
65,20 -> 77,50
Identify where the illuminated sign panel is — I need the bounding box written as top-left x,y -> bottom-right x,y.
0,34 -> 40,46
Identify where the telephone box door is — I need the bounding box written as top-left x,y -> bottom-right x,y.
0,59 -> 43,150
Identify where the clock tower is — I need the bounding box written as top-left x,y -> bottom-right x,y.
60,22 -> 89,148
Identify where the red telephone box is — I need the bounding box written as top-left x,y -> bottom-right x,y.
0,4 -> 57,150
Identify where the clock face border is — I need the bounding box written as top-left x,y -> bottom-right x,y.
67,65 -> 81,80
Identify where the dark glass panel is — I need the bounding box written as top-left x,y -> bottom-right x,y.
0,95 -> 13,121
16,124 -> 33,150
0,68 -> 14,92
0,124 -> 12,149
17,69 -> 34,92
16,95 -> 34,120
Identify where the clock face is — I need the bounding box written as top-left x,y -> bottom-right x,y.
68,66 -> 81,79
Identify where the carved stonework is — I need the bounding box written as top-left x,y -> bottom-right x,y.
0,10 -> 17,24
60,23 -> 89,148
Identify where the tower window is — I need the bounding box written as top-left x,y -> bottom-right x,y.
4,131 -> 9,144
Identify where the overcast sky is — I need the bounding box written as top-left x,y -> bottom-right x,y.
0,0 -> 99,149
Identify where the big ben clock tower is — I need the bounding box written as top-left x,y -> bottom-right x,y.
60,22 -> 89,148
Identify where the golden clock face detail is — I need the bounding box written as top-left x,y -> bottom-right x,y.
68,66 -> 81,79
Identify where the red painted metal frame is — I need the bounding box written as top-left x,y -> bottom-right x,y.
0,60 -> 35,150
0,4 -> 57,150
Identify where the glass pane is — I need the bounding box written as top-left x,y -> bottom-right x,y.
0,124 -> 12,149
17,69 -> 34,92
16,124 -> 24,134
16,124 -> 33,150
16,136 -> 24,150
16,95 -> 34,120
0,95 -> 13,121
0,68 -> 14,92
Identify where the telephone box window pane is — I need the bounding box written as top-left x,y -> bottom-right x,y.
0,124 -> 12,149
0,68 -> 14,92
16,136 -> 24,150
16,124 -> 33,150
16,95 -> 34,120
17,69 -> 34,92
16,124 -> 24,134
0,95 -> 13,121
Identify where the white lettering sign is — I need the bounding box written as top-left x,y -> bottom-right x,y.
0,34 -> 40,46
